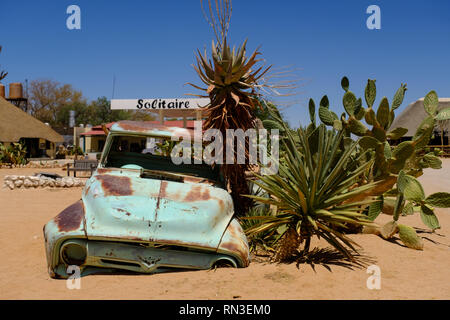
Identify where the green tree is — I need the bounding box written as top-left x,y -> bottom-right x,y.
89,96 -> 132,124
56,101 -> 93,127
28,79 -> 86,125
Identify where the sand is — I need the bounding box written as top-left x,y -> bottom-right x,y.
0,162 -> 449,300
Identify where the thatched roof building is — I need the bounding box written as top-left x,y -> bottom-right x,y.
0,96 -> 63,143
390,98 -> 450,137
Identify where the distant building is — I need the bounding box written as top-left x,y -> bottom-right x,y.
390,98 -> 450,146
0,96 -> 63,158
78,122 -> 113,154
78,120 -> 199,154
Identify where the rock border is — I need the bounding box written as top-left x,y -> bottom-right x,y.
2,175 -> 86,190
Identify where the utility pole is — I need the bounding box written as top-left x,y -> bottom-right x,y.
112,74 -> 116,99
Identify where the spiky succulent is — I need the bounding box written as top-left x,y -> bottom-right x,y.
190,37 -> 271,132
189,1 -> 272,214
245,109 -> 385,261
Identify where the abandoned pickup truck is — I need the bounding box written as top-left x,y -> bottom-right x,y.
43,121 -> 250,278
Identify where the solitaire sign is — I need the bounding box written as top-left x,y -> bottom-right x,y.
111,98 -> 210,110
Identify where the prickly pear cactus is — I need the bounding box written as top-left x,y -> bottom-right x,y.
398,224 -> 424,250
308,77 -> 450,250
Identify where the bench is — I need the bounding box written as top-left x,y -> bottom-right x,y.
67,159 -> 98,177
427,145 -> 450,158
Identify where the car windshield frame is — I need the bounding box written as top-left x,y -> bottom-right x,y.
100,132 -> 223,185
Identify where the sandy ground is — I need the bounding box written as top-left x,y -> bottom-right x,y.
0,162 -> 449,300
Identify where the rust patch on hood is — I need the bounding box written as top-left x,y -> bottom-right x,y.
97,168 -> 115,174
115,208 -> 131,216
54,200 -> 85,232
159,181 -> 168,200
96,174 -> 133,196
184,185 -> 211,202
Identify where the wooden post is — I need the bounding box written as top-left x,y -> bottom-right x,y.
159,110 -> 164,125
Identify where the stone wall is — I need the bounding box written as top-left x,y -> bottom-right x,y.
3,175 -> 85,190
0,159 -> 73,169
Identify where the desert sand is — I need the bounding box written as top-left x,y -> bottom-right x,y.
0,162 -> 449,300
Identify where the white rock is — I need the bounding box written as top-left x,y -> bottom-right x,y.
14,180 -> 23,187
65,178 -> 74,187
5,180 -> 15,190
39,178 -> 48,187
23,179 -> 33,188
56,179 -> 64,187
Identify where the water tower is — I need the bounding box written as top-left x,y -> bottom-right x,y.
6,82 -> 28,111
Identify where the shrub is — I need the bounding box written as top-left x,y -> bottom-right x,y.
0,142 -> 27,165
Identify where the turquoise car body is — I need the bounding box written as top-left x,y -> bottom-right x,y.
43,121 -> 250,278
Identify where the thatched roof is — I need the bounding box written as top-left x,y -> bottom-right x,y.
390,98 -> 450,136
0,96 -> 63,143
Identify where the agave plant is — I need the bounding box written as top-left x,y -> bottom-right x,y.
245,110 -> 386,262
240,205 -> 277,254
188,0 -> 274,214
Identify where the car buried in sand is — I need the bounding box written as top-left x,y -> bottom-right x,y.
43,121 -> 250,278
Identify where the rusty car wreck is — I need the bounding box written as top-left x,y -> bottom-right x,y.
43,121 -> 250,278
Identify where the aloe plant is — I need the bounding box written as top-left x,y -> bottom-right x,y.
188,0 -> 274,214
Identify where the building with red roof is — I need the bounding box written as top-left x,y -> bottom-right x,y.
79,120 -> 200,154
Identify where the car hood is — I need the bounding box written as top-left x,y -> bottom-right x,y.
82,168 -> 234,251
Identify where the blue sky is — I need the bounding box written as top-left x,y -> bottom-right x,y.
1,0 -> 449,127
